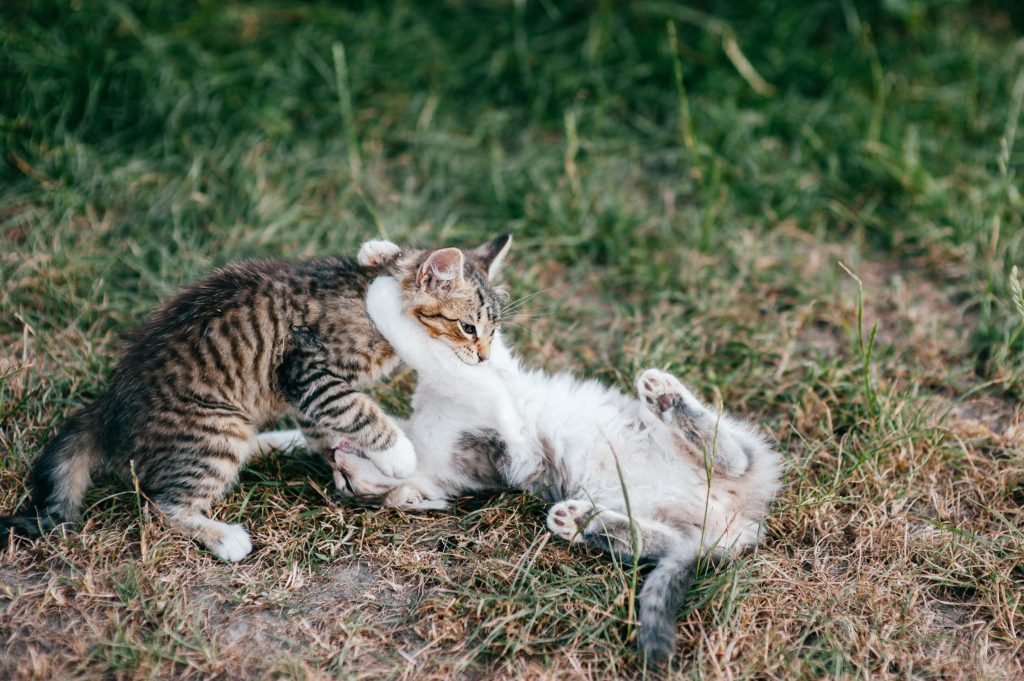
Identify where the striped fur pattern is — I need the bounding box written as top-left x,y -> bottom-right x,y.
0,235 -> 511,561
260,270 -> 781,662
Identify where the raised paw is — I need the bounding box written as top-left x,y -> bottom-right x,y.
637,369 -> 701,421
357,239 -> 402,267
546,500 -> 596,543
207,522 -> 253,562
366,432 -> 417,478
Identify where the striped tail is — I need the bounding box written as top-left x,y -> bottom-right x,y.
637,550 -> 697,664
0,409 -> 103,546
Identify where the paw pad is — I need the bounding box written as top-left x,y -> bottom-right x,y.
546,500 -> 596,542
637,369 -> 697,419
639,371 -> 676,402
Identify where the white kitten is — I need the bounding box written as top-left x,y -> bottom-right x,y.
259,243 -> 781,663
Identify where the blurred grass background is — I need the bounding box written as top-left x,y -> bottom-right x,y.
3,0 -> 1024,396
1,1 -> 1022,679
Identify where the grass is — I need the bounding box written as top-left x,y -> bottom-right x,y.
1,0 -> 1023,678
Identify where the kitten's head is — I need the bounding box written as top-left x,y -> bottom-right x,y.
398,234 -> 511,366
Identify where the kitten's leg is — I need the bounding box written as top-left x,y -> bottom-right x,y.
158,502 -> 253,562
636,369 -> 749,477
331,444 -> 451,510
252,428 -> 448,509
330,442 -> 401,498
251,429 -> 306,456
140,434 -> 254,562
546,500 -> 683,560
357,239 -> 402,267
251,429 -> 405,498
289,377 -> 417,478
265,418 -> 443,507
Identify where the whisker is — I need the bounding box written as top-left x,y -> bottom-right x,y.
501,287 -> 557,315
504,288 -> 551,306
508,313 -> 554,321
506,306 -> 558,320
499,301 -> 557,315
500,321 -> 534,335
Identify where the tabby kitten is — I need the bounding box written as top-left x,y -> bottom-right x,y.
1,235 -> 511,561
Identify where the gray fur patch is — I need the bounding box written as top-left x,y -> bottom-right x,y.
453,428 -> 509,489
666,398 -> 708,449
528,436 -> 578,502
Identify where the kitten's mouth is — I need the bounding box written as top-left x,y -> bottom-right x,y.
456,353 -> 481,366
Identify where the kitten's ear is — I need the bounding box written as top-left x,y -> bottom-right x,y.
417,248 -> 465,294
470,233 -> 512,280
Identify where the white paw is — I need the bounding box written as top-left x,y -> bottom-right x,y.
403,497 -> 451,511
385,484 -> 424,508
637,369 -> 699,418
546,500 -> 595,543
366,433 -> 417,478
208,522 -> 252,562
358,239 -> 402,267
252,429 -> 306,455
382,484 -> 450,511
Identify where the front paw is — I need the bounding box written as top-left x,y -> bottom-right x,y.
382,483 -> 449,510
385,484 -> 423,508
546,500 -> 596,543
366,433 -> 417,478
358,239 -> 402,267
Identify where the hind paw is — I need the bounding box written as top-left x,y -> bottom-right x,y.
546,500 -> 595,542
637,369 -> 700,421
207,522 -> 252,562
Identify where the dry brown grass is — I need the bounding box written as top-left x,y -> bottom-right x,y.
3,228 -> 1022,680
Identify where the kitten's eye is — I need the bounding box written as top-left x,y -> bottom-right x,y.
460,321 -> 477,336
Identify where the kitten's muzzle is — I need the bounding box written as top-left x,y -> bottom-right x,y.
476,338 -> 492,363
455,349 -> 482,365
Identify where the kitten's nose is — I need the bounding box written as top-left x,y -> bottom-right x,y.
477,350 -> 489,363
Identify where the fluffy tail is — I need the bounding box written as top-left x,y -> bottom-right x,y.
637,551 -> 697,664
0,409 -> 103,546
